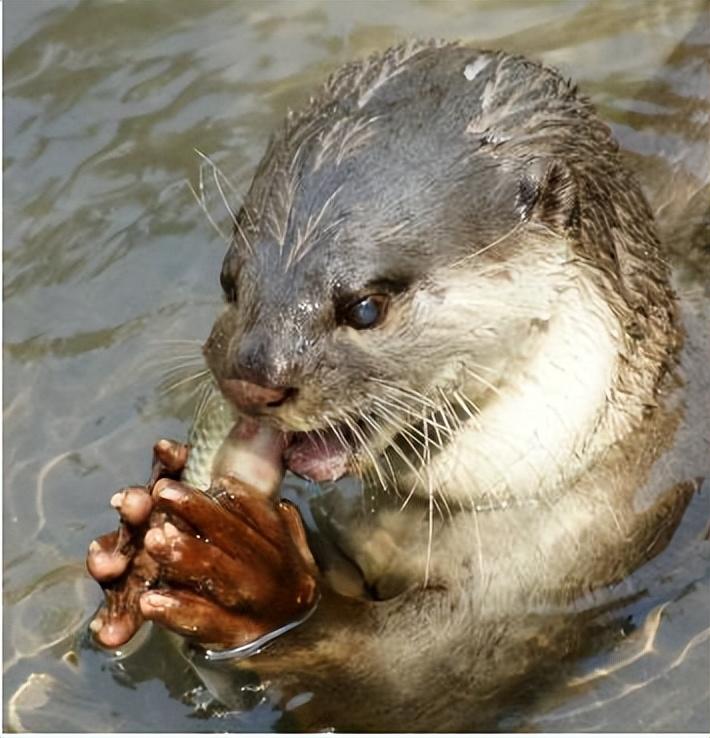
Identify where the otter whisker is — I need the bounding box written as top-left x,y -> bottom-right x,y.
330,411 -> 367,482
142,343 -> 204,366
310,425 -> 333,465
368,409 -> 425,497
194,149 -> 237,222
158,365 -> 210,387
369,394 -> 458,516
194,149 -> 256,258
141,355 -> 205,373
372,381 -> 512,522
193,148 -> 244,204
356,408 -> 400,494
369,401 -> 423,453
371,392 -> 427,425
376,417 -> 430,494
370,388 -> 440,429
137,358 -> 206,386
162,381 -> 211,408
159,368 -> 212,397
417,412 -> 440,589
424,477 -> 435,588
340,411 -> 390,492
396,468 -> 423,512
375,394 -> 453,447
370,398 -> 443,465
318,413 -> 368,484
381,429 -> 432,503
186,179 -> 230,244
144,350 -> 205,365
371,378 -> 440,412
323,412 -> 349,451
432,390 -> 460,520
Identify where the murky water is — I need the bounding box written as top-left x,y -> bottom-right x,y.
4,0 -> 709,731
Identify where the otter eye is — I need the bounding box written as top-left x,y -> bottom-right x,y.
343,295 -> 389,330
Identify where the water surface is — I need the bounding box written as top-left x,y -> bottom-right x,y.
4,0 -> 709,731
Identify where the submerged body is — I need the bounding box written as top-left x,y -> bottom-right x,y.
88,41 -> 708,731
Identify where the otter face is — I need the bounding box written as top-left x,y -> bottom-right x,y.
204,47 -> 591,485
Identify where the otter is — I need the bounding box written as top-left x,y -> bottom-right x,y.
86,41 -> 704,731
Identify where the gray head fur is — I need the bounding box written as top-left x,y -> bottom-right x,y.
205,40 -> 678,470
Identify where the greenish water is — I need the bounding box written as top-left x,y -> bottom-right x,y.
3,0 -> 709,731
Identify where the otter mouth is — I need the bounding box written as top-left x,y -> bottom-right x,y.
281,404 -> 436,484
283,426 -> 354,483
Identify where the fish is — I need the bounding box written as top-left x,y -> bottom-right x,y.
181,389 -> 287,498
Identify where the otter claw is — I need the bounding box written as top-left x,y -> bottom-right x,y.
149,439 -> 189,485
88,441 -> 188,649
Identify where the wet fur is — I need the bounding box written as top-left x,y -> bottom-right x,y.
194,42 -> 697,731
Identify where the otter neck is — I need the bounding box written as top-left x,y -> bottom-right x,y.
409,264 -> 645,510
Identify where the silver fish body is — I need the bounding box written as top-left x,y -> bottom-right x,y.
182,392 -> 236,490
182,388 -> 286,497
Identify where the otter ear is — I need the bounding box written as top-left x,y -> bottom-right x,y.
518,159 -> 580,233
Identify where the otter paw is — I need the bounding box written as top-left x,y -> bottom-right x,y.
149,438 -> 189,486
142,477 -> 319,650
88,543 -> 159,648
86,438 -> 189,648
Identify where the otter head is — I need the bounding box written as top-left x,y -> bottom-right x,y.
203,45 -> 652,490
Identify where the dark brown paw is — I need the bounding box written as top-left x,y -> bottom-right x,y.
86,439 -> 188,648
140,476 -> 318,650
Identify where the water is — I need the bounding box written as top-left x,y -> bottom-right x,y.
3,0 -> 709,731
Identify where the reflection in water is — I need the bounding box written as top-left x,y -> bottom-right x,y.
3,0 -> 709,731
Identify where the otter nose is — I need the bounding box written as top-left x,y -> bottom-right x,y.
222,331 -> 298,412
220,378 -> 294,413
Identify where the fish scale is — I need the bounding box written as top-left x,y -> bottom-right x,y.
182,391 -> 236,490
